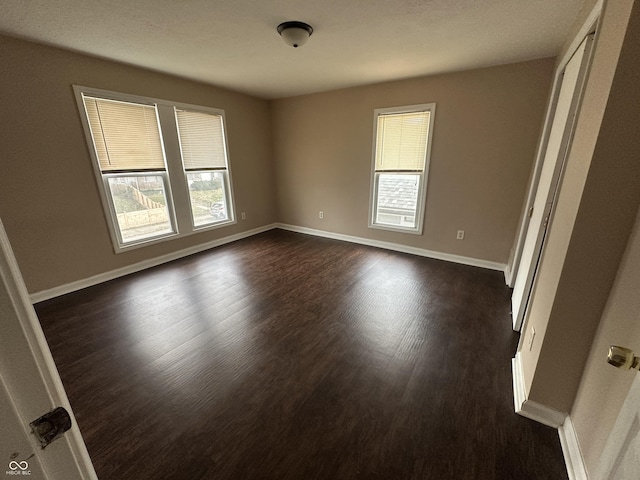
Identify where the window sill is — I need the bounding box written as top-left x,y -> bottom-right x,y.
368,223 -> 423,235
113,218 -> 237,254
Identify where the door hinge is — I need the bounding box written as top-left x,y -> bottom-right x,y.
528,206 -> 534,218
30,407 -> 72,449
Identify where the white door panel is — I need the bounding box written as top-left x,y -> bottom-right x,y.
598,374 -> 640,479
0,378 -> 48,478
0,219 -> 97,479
511,34 -> 594,331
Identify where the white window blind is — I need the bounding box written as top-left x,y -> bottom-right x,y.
84,97 -> 165,172
375,111 -> 430,172
175,109 -> 227,170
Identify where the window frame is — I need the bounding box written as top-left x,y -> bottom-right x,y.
74,85 -> 236,252
174,107 -> 235,230
368,103 -> 436,235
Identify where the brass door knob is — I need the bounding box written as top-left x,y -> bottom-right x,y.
608,346 -> 640,371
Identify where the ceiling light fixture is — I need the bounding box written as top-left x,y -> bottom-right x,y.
277,21 -> 313,48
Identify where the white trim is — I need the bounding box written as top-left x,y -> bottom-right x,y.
512,353 -> 528,410
30,224 -> 277,303
368,103 -> 436,235
0,219 -> 98,478
73,85 -> 228,117
277,223 -> 506,272
72,85 -> 237,254
559,1 -> 603,71
511,33 -> 596,333
506,0 -> 602,289
175,107 -> 238,230
30,221 -> 507,303
511,353 -> 567,428
559,416 -> 588,480
504,262 -> 512,286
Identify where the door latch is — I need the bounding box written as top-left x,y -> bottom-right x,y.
607,345 -> 640,372
30,407 -> 72,448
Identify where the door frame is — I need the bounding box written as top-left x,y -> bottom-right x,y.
511,32 -> 596,332
506,1 -> 603,289
0,218 -> 97,479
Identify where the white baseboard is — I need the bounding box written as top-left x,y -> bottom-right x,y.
30,224 -> 278,303
512,353 -> 567,428
504,262 -> 513,287
512,344 -> 587,480
559,416 -> 588,480
276,223 -> 507,272
31,223 -> 508,303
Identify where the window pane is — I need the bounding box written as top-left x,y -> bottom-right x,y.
107,175 -> 173,243
375,173 -> 420,228
186,171 -> 229,227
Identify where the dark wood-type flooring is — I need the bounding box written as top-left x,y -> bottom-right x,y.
36,230 -> 568,479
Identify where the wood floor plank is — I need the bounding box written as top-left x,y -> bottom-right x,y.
35,229 -> 568,479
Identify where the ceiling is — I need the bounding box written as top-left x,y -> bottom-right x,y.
0,0 -> 585,99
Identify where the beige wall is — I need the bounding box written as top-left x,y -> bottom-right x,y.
0,35 -> 555,294
520,0 -> 639,414
270,58 -> 555,265
572,203 -> 640,474
0,35 -> 277,294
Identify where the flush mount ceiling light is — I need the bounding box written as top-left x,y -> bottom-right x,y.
277,21 -> 313,48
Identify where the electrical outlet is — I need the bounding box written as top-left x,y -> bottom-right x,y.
241,212 -> 246,220
456,230 -> 465,240
528,327 -> 536,351
319,211 -> 324,219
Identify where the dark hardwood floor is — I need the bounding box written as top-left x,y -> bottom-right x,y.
35,229 -> 568,479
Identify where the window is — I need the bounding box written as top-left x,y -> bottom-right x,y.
175,109 -> 231,228
75,86 -> 235,251
83,97 -> 175,244
369,104 -> 435,234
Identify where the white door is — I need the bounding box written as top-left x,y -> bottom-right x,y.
597,374 -> 640,479
594,205 -> 640,479
511,34 -> 594,331
0,218 -> 97,479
